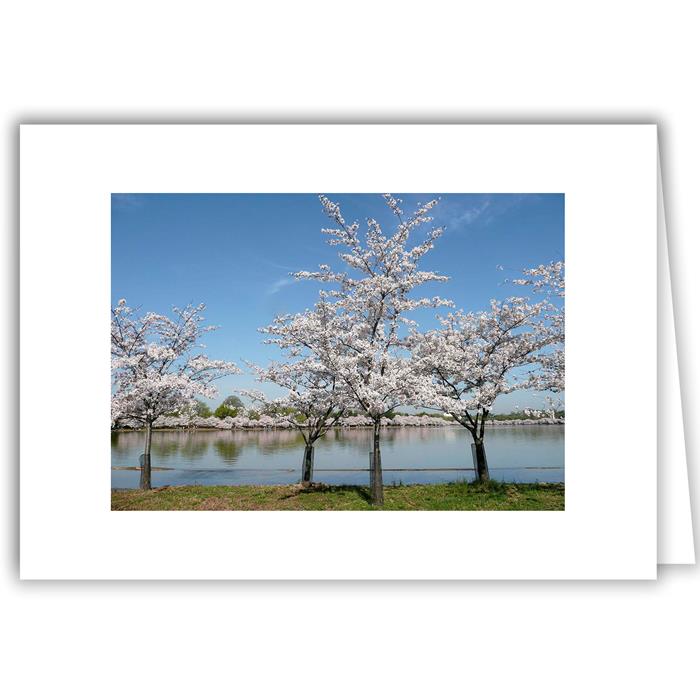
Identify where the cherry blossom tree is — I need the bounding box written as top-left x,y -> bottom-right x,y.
246,301 -> 349,483
244,355 -> 347,484
287,194 -> 452,505
412,294 -> 561,481
111,299 -> 240,489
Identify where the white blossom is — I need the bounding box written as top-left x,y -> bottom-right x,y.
511,261 -> 565,392
111,300 -> 241,427
410,272 -> 564,481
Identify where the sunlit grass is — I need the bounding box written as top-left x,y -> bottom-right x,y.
112,481 -> 564,511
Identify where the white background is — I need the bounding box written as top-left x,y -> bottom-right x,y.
2,1 -> 698,698
20,124 -> 657,581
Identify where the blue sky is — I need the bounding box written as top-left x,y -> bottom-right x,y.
112,193 -> 564,412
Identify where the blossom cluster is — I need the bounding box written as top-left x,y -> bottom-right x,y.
111,300 -> 240,427
410,292 -> 563,433
511,261 -> 565,392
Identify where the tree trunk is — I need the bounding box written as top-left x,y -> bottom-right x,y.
139,421 -> 153,490
301,443 -> 314,485
472,437 -> 490,482
370,420 -> 384,506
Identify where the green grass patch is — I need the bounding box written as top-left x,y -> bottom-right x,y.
111,481 -> 564,511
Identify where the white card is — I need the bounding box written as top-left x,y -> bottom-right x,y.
20,124 -> 663,579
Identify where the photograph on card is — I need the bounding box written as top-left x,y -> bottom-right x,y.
111,193 -> 565,511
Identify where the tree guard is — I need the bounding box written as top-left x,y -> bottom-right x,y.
301,444 -> 315,484
471,440 -> 490,482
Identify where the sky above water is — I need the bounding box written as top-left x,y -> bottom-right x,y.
111,193 -> 564,411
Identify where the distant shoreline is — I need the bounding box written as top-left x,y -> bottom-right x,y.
112,418 -> 564,432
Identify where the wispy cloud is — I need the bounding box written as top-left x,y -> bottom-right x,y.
445,199 -> 491,229
265,275 -> 295,296
481,194 -> 537,226
439,194 -> 540,232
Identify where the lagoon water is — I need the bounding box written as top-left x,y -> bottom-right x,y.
111,425 -> 565,488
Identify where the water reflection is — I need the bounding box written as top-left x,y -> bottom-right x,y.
112,426 -> 564,488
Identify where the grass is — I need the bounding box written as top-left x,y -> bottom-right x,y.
111,480 -> 565,511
